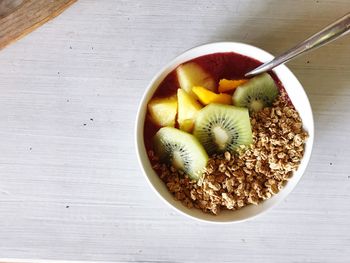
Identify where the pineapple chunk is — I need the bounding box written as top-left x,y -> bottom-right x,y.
176,62 -> 216,97
177,89 -> 202,132
192,86 -> 232,105
147,96 -> 177,127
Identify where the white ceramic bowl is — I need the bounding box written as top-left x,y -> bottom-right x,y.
135,42 -> 314,223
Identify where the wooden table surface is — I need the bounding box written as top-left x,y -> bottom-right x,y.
0,1 -> 349,262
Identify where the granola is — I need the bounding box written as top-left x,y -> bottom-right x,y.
149,91 -> 308,215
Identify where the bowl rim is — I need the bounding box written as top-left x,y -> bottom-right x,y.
135,41 -> 314,224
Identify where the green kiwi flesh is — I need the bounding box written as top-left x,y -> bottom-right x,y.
233,73 -> 279,112
193,104 -> 253,154
153,127 -> 208,180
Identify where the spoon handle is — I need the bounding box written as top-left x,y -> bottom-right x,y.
245,12 -> 350,77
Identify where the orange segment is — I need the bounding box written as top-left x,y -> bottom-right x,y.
213,93 -> 232,104
192,86 -> 217,104
218,79 -> 248,93
192,86 -> 232,105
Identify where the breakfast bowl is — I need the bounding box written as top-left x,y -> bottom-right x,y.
135,42 -> 314,223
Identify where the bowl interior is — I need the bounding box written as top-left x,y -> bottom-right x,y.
135,42 -> 314,223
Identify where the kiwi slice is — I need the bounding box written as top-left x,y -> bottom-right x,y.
153,127 -> 208,180
233,73 -> 279,112
193,104 -> 252,154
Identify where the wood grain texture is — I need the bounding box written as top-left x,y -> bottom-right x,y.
0,0 -> 349,262
0,0 -> 77,50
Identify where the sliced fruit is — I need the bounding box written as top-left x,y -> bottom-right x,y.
218,79 -> 248,93
232,73 -> 279,112
153,127 -> 208,180
193,104 -> 253,154
179,119 -> 194,133
192,86 -> 232,105
147,95 -> 178,127
176,62 -> 216,96
177,89 -> 202,132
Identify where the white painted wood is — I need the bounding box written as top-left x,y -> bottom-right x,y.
0,0 -> 349,262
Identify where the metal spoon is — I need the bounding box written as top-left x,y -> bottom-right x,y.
245,12 -> 350,78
